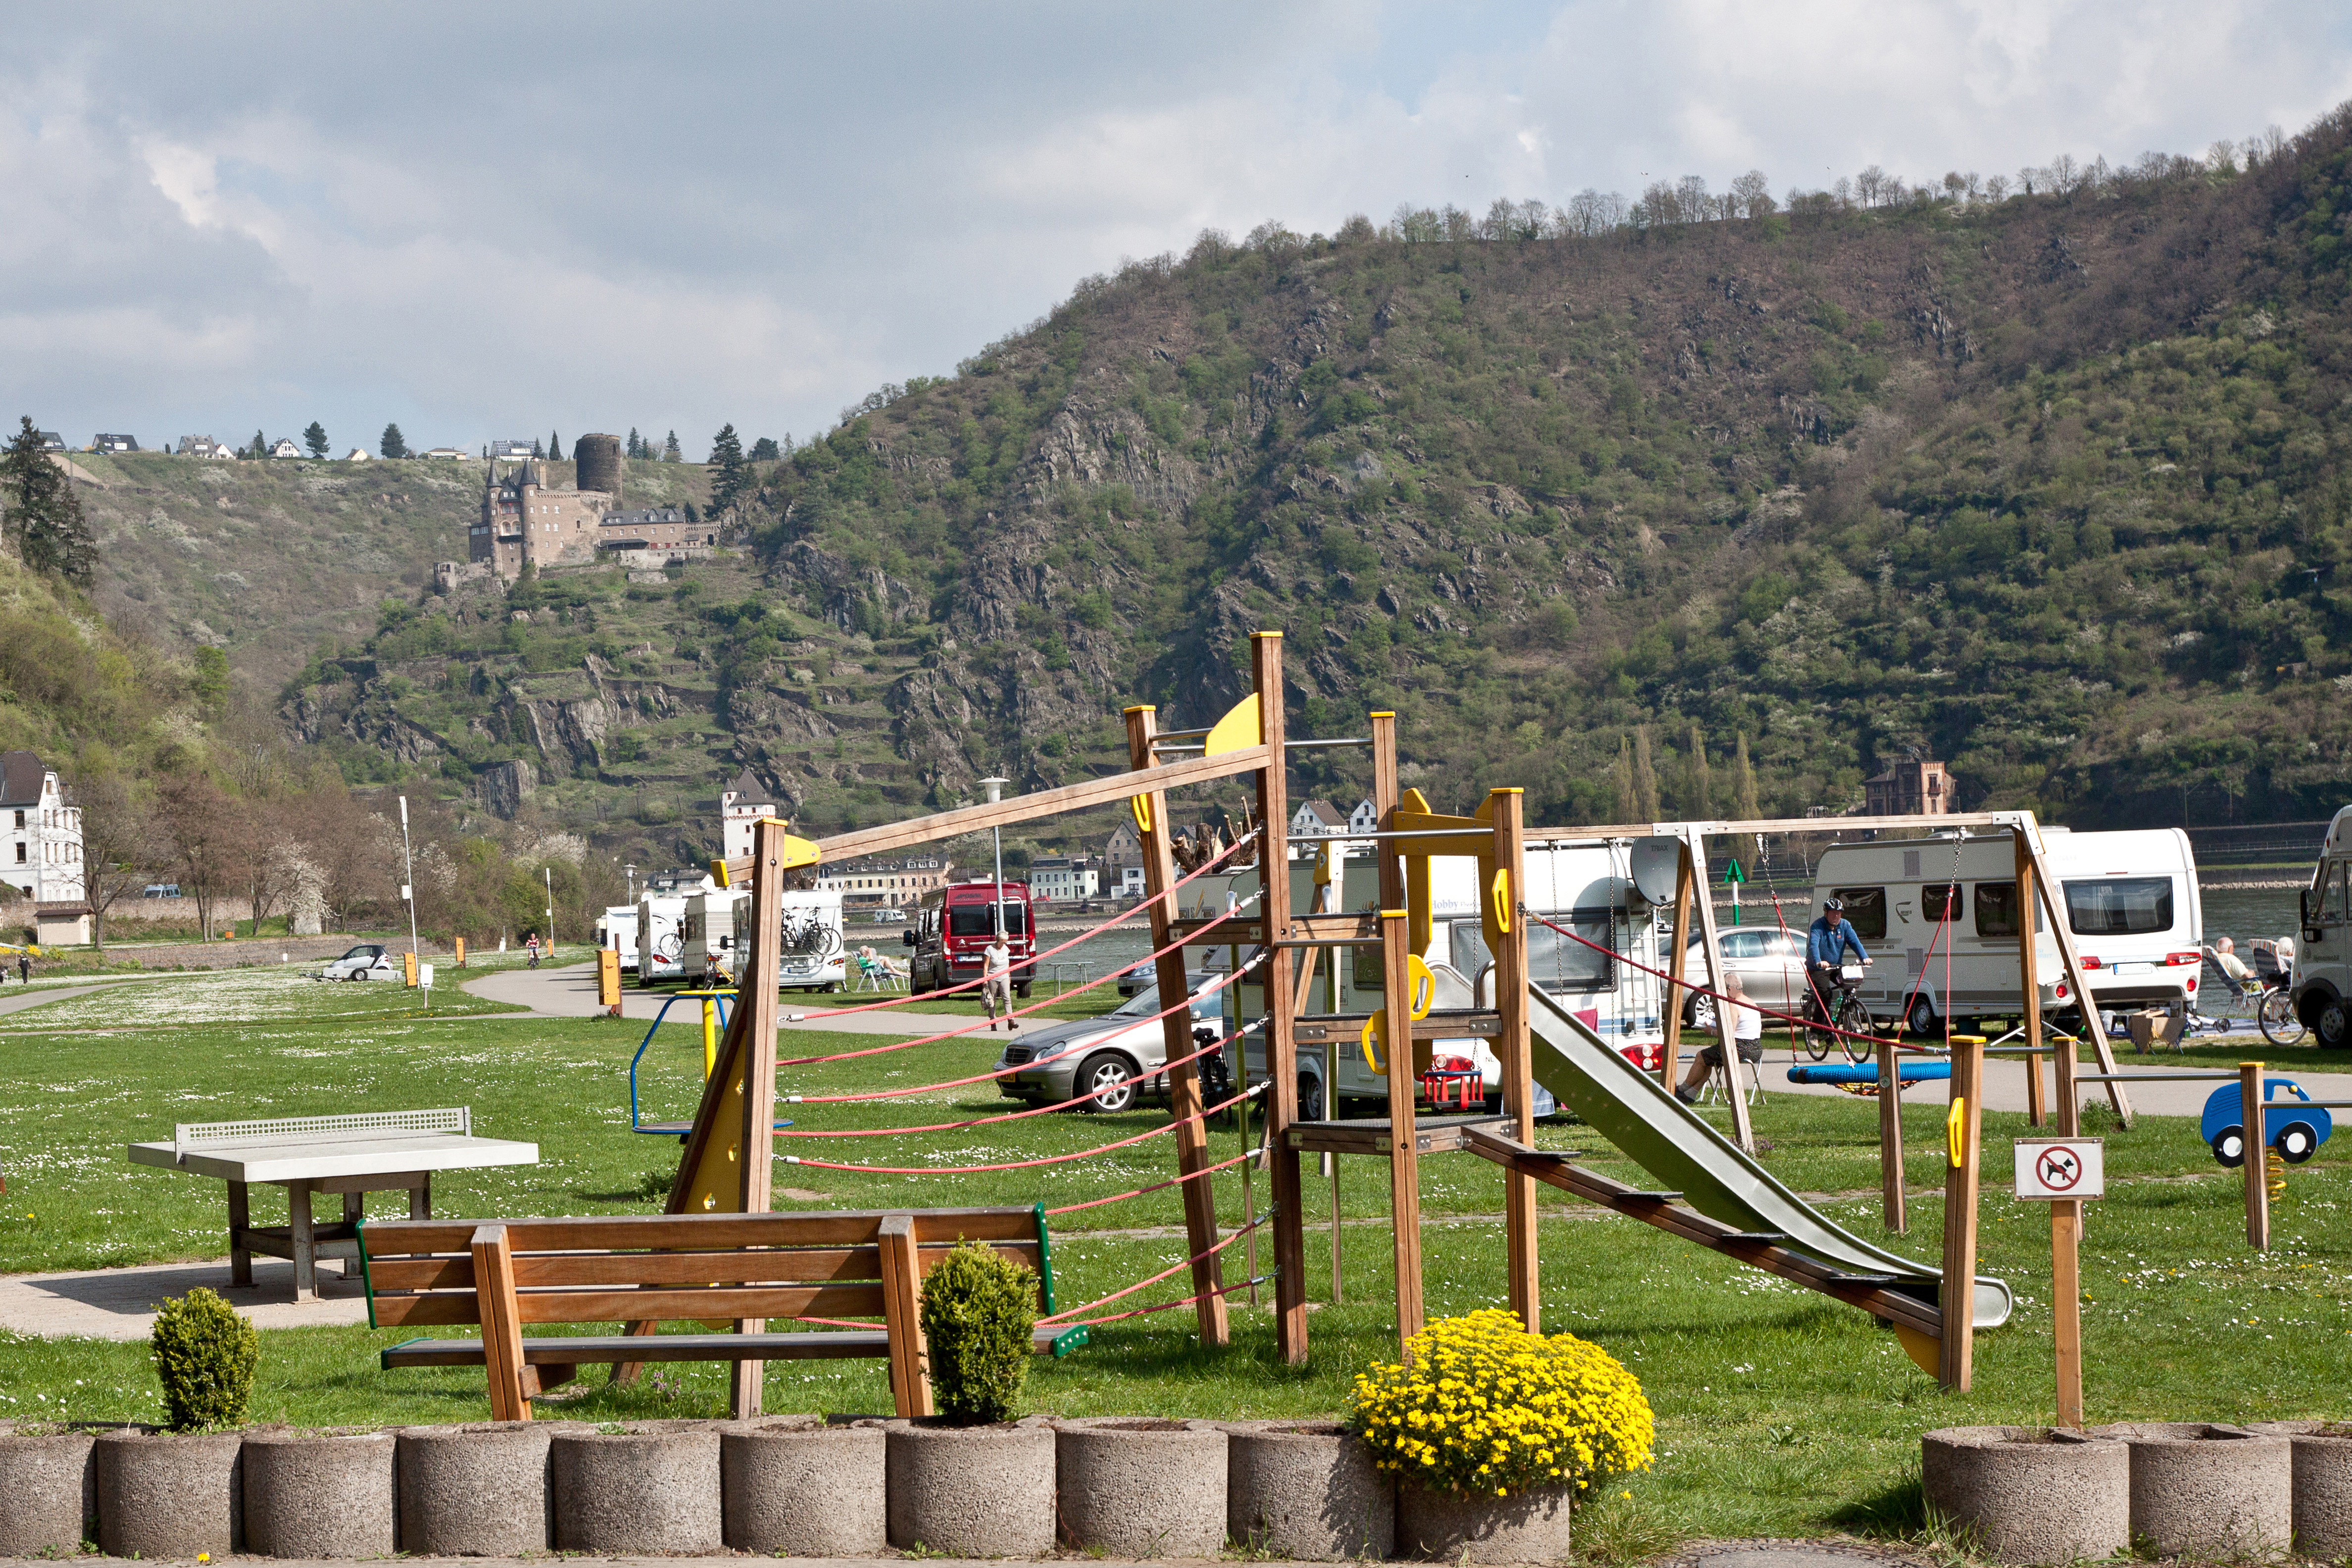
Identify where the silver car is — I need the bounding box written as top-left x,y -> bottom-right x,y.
321,943 -> 398,981
1682,928 -> 1809,1029
994,977 -> 1226,1114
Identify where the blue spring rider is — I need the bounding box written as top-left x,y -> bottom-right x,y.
2201,1078 -> 2332,1168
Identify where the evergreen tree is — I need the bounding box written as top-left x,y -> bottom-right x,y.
1734,732 -> 1760,822
380,423 -> 409,459
303,422 -> 329,459
1614,734 -> 1636,822
662,430 -> 682,462
531,437 -> 544,459
1632,725 -> 1661,821
749,436 -> 780,462
248,429 -> 266,459
708,423 -> 746,513
2,417 -> 97,585
1687,724 -> 1713,818
549,430 -> 563,461
626,428 -> 643,460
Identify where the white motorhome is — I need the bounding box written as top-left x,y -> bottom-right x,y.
776,888 -> 846,992
1807,827 -> 2204,1034
1195,842 -> 1676,1118
635,895 -> 688,985
2293,805 -> 2352,1048
597,905 -> 640,972
684,890 -> 740,985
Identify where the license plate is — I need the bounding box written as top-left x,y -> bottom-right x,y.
2113,962 -> 2153,976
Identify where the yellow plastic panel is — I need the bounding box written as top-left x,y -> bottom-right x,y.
1203,694 -> 1262,757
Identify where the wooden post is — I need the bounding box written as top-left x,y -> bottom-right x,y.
1122,704 -> 1229,1348
2015,830 -> 2048,1131
227,1182 -> 253,1287
2022,827 -> 2134,1127
1327,1153 -> 1343,1304
1684,831 -> 1754,1152
877,1214 -> 933,1418
472,1224 -> 529,1422
1251,633 -> 1309,1366
1877,1034 -> 1905,1232
2243,1061 -> 2270,1251
1938,1032 -> 1984,1391
2052,1197 -> 2084,1428
1660,851 -> 1693,1093
728,819 -> 786,1418
1485,788 -> 1538,1331
1371,713 -> 1423,1347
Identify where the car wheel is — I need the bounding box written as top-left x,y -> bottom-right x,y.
1687,994 -> 1717,1032
2212,1126 -> 2247,1168
1076,1053 -> 1137,1114
1907,996 -> 1939,1039
1298,1075 -> 1325,1124
2316,998 -> 2352,1050
1016,981 -> 1033,999
2275,1120 -> 2320,1164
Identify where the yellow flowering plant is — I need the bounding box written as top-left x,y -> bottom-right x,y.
1348,1309 -> 1655,1500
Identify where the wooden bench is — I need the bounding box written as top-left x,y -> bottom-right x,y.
357,1205 -> 1086,1420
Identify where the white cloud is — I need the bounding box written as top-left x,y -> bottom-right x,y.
2,1 -> 2348,457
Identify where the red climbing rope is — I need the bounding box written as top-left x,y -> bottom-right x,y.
1043,1150 -> 1252,1216
777,896 -> 1262,1068
1038,1217 -> 1263,1324
1051,1271 -> 1274,1330
773,1019 -> 1254,1135
779,1078 -> 1268,1176
780,829 -> 1260,1022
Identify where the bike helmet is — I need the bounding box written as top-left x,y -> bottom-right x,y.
1823,897 -> 1845,912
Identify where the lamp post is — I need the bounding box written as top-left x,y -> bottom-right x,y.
979,777 -> 1009,939
396,795 -> 420,972
544,866 -> 555,951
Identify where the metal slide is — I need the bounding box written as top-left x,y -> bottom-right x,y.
1524,985 -> 2012,1329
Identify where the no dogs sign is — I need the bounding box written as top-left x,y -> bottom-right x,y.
2013,1138 -> 2105,1200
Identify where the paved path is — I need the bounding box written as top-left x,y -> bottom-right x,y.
0,976 -> 164,1019
0,1257 -> 370,1340
463,962 -> 938,1036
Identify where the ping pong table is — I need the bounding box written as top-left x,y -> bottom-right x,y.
128,1107 -> 539,1301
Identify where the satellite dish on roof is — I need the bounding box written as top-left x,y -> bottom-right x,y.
1627,836 -> 1683,906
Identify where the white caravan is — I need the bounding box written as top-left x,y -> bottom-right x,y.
775,888 -> 847,992
635,895 -> 689,985
597,905 -> 640,972
1807,827 -> 2203,1034
2293,805 -> 2352,1048
683,890 -> 739,985
1192,842 -> 1677,1118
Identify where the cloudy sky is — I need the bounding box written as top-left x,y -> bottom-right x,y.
7,1 -> 2350,459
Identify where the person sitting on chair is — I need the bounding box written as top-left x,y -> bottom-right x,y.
2212,936 -> 2254,988
1675,974 -> 1764,1104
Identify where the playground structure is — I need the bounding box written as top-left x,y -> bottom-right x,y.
618,629 -> 2181,1415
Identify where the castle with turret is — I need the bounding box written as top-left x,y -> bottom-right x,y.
449,431 -> 719,585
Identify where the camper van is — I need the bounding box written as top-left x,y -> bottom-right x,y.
776,889 -> 847,992
684,890 -> 740,985
2294,805 -> 2352,1048
907,881 -> 1036,997
597,905 -> 640,972
635,895 -> 688,985
1806,828 -> 2203,1034
1200,842 -> 1677,1118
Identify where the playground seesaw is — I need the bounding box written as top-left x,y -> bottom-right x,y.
1787,1059 -> 1953,1086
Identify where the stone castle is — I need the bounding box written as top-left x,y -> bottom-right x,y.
442,432 -> 719,586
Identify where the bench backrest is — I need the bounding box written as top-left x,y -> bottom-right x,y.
356,1206 -> 1056,1331
176,1106 -> 471,1156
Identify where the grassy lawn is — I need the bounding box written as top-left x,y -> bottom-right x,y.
0,980 -> 2349,1544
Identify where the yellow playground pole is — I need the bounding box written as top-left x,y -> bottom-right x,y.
703,995 -> 720,1080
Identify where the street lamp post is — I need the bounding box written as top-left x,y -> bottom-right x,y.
979,778 -> 1009,939
397,795 -> 420,969
544,866 -> 555,951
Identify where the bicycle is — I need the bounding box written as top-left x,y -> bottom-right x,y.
779,912 -> 842,959
2259,983 -> 2308,1048
1804,962 -> 1875,1063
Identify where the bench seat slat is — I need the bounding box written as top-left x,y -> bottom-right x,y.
364,1207 -> 1039,1256
383,1331 -> 893,1367
366,1240 -> 1040,1294
372,1283 -> 888,1327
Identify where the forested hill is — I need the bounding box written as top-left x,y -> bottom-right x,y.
740,108 -> 2352,833
304,107 -> 2352,847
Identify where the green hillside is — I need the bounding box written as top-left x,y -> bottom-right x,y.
296,108 -> 2352,847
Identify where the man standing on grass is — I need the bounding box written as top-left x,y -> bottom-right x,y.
982,929 -> 1016,1031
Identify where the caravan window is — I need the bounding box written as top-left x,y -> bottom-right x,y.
2063,878 -> 2174,936
1446,909 -> 1617,994
1973,882 -> 2043,939
1922,883 -> 1963,923
1830,888 -> 1887,942
2309,861 -> 2350,927
948,903 -> 1028,937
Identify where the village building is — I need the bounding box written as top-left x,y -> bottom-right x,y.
1347,797 -> 1378,835
1864,759 -> 1956,817
91,434 -> 139,453
34,432 -> 64,452
720,769 -> 781,865
487,439 -> 537,459
1289,798 -> 1349,838
1103,819 -> 1142,884
1028,854 -> 1098,905
815,854 -> 953,910
0,752 -> 89,943
269,438 -> 302,458
459,455 -> 714,582
175,435 -> 233,460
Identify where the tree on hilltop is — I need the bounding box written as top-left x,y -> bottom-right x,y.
708,423 -> 746,514
2,416 -> 96,586
380,423 -> 409,459
303,422 -> 329,459
549,430 -> 563,461
530,436 -> 543,459
245,429 -> 266,459
626,428 -> 644,459
749,436 -> 780,462
662,430 -> 682,463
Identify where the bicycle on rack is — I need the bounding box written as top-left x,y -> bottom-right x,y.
1804,962 -> 1876,1063
780,910 -> 843,959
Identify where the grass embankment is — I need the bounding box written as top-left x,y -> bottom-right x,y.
0,976 -> 2348,1541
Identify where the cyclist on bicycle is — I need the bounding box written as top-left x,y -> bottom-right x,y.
1805,898 -> 1870,1030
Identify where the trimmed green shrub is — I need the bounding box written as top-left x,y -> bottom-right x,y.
918,1239 -> 1036,1425
151,1287 -> 257,1431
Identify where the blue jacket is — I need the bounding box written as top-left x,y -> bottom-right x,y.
1808,914 -> 1867,967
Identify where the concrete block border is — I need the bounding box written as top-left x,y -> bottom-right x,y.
1224,1419 -> 1396,1561
240,1426 -> 395,1559
1396,1475 -> 1574,1563
885,1417 -> 1058,1557
2248,1420 -> 2352,1559
1921,1425 -> 2128,1565
94,1427 -> 242,1560
1054,1417 -> 1227,1557
2088,1421 -> 2292,1559
395,1420 -> 570,1557
0,1422 -> 98,1556
550,1420 -> 724,1554
721,1417 -> 887,1556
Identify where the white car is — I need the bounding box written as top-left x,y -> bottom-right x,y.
321,943 -> 399,981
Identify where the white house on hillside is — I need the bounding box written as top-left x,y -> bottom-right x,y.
1289,799 -> 1348,837
1348,797 -> 1378,835
269,438 -> 302,458
721,769 -> 781,865
1029,855 -> 1098,904
0,752 -> 89,943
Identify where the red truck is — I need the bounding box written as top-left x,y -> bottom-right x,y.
905,880 -> 1036,996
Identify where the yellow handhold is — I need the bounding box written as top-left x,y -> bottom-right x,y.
1203,693 -> 1262,757
1130,794 -> 1153,834
1895,1323 -> 1940,1376
1362,1011 -> 1386,1073
1947,1098 -> 1967,1168
1405,955 -> 1435,1021
1490,868 -> 1512,935
711,857 -> 731,889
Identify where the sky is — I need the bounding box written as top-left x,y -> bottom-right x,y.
6,1 -> 2351,461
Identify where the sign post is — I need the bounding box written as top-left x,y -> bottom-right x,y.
2014,1136 -> 2106,1429
1723,857 -> 1745,927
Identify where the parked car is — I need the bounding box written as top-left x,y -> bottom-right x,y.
908,881 -> 1035,997
1116,959 -> 1153,997
1681,927 -> 1810,1029
141,882 -> 181,899
321,943 -> 398,981
994,976 -> 1227,1114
